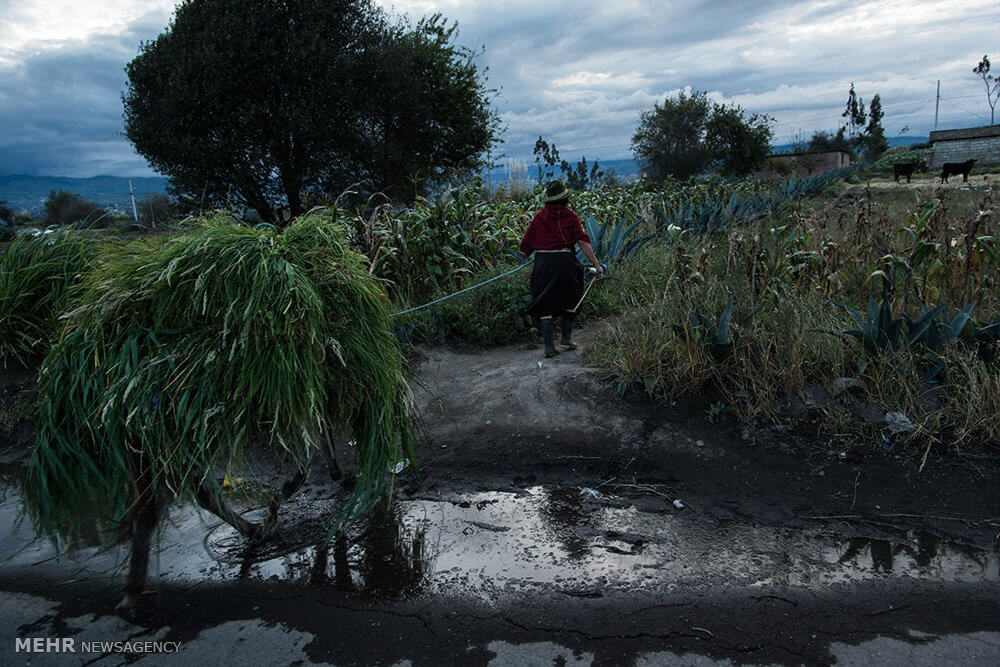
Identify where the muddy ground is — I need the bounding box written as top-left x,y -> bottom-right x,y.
1,331 -> 999,665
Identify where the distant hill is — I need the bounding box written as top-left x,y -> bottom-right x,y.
3,137 -> 933,207
770,135 -> 929,154
0,174 -> 169,214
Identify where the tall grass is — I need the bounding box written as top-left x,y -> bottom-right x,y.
0,232 -> 93,365
30,210 -> 413,538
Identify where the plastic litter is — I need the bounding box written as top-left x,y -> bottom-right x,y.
672,499 -> 685,510
885,412 -> 915,434
392,459 -> 410,474
580,487 -> 600,499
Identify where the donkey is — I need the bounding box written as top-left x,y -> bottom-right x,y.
116,428 -> 343,619
893,161 -> 926,183
940,159 -> 976,183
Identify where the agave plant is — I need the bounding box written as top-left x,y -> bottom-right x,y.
961,315 -> 1000,365
834,298 -> 942,357
579,216 -> 656,266
917,302 -> 976,380
672,296 -> 737,363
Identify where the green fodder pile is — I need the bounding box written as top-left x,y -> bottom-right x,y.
0,232 -> 93,365
30,210 -> 413,538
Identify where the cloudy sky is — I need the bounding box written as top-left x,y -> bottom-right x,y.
1,0 -> 998,177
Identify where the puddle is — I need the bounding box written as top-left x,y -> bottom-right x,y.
1,481 -> 997,602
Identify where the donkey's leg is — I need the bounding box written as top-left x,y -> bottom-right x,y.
195,479 -> 263,539
261,462 -> 311,537
320,425 -> 343,483
117,463 -> 158,620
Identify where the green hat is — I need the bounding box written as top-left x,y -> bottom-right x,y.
543,180 -> 569,203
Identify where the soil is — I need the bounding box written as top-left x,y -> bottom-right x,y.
1,331 -> 999,665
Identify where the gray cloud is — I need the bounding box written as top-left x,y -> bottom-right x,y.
1,0 -> 998,176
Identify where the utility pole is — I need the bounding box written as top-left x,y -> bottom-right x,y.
129,180 -> 139,225
934,80 -> 940,131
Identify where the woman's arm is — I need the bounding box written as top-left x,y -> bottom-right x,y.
577,242 -> 603,276
519,219 -> 537,257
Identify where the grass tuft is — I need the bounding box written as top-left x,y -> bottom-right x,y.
0,232 -> 93,365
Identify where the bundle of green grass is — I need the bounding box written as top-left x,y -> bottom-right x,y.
0,231 -> 93,365
30,210 -> 413,537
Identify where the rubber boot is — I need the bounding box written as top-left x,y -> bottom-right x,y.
540,318 -> 559,358
560,312 -> 578,350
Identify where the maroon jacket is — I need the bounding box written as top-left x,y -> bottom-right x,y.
519,204 -> 591,256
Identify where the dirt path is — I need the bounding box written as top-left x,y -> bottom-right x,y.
1,335 -> 1000,665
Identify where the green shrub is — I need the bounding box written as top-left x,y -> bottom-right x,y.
42,190 -> 110,227
137,193 -> 175,227
868,148 -> 931,174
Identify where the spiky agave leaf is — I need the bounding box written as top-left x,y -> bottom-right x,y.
29,210 -> 413,542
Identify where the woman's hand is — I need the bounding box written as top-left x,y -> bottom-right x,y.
578,241 -> 603,276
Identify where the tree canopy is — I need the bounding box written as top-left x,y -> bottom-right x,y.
631,91 -> 772,180
124,0 -> 500,222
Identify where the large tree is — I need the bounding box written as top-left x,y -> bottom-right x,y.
703,103 -> 773,178
631,91 -> 711,181
863,93 -> 888,158
123,0 -> 499,222
841,82 -> 866,141
632,91 -> 772,180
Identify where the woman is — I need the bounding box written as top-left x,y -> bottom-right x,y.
520,181 -> 603,358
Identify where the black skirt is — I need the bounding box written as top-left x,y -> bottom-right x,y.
526,252 -> 584,317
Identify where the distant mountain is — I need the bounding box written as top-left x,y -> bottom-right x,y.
0,174 -> 169,214
770,135 -> 929,154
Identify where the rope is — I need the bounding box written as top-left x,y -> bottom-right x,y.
391,259 -> 534,318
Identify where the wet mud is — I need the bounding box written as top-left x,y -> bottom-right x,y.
2,338 -> 1000,665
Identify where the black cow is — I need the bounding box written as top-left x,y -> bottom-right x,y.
893,161 -> 926,183
940,159 -> 976,183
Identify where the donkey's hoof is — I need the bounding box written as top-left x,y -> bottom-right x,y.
252,519 -> 279,542
116,593 -> 142,622
339,473 -> 358,492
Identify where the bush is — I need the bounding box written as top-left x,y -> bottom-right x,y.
0,232 -> 93,364
868,148 -> 931,175
30,210 -> 414,539
136,193 -> 175,227
42,190 -> 109,227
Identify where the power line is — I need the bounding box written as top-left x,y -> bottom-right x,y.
771,98 -> 936,129
942,98 -> 989,121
